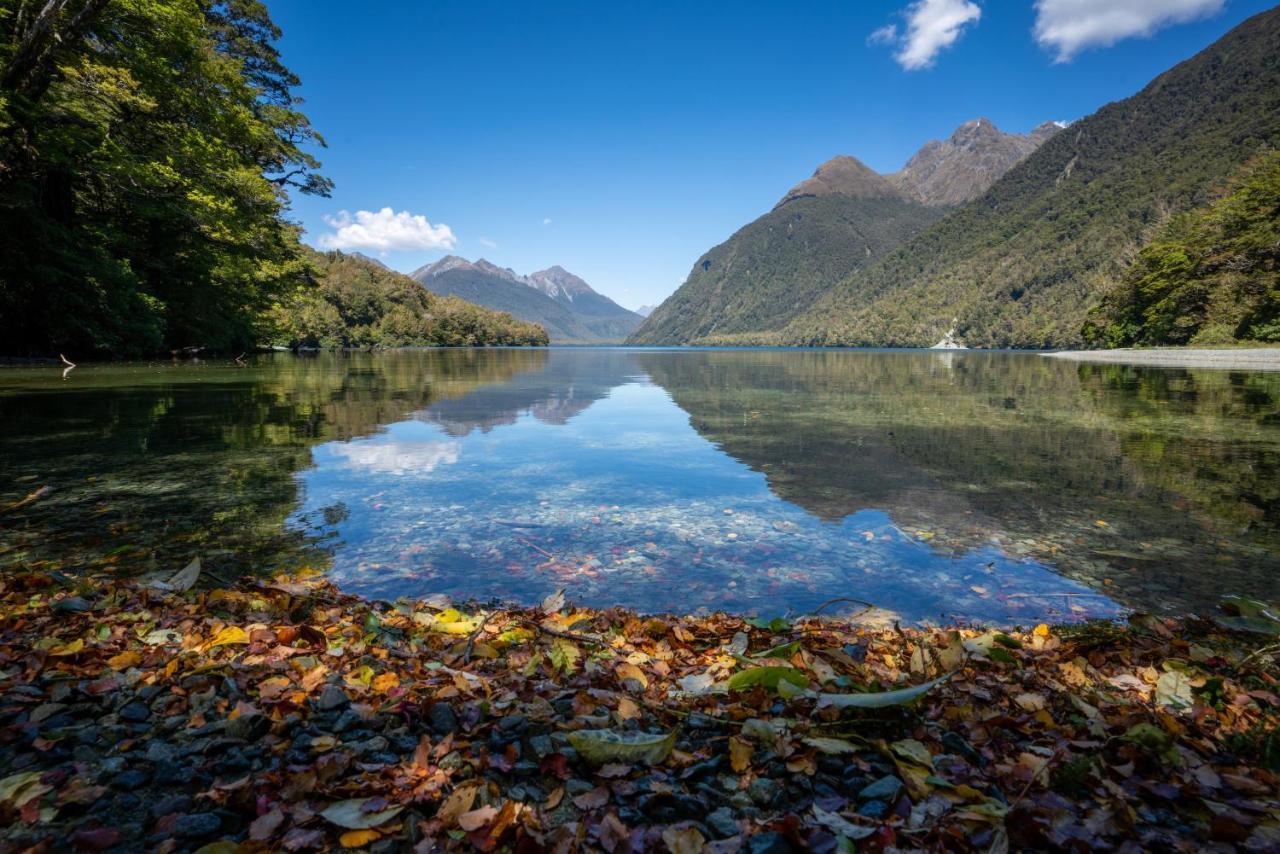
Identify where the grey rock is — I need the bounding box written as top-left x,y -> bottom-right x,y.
706,806 -> 740,838
748,777 -> 781,807
174,812 -> 221,838
858,776 -> 903,802
118,701 -> 150,722
748,831 -> 796,854
316,684 -> 349,712
226,713 -> 271,741
429,702 -> 458,735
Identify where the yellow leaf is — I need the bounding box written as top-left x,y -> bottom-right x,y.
1033,624 -> 1051,638
372,672 -> 400,694
107,650 -> 141,669
311,735 -> 337,752
339,829 -> 381,848
344,665 -> 374,688
49,639 -> 85,656
615,662 -> 649,688
729,736 -> 753,773
208,626 -> 249,648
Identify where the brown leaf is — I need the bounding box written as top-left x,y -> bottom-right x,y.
457,805 -> 498,832
572,786 -> 610,810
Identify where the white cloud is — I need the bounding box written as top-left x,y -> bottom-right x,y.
1033,0 -> 1224,62
317,207 -> 456,253
477,236 -> 498,249
542,217 -> 552,226
867,24 -> 899,45
873,0 -> 982,71
329,439 -> 461,476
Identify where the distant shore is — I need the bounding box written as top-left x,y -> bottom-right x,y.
1044,347 -> 1280,370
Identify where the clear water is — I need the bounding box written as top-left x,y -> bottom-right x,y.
2,348 -> 1277,623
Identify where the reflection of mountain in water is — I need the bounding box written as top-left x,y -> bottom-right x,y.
415,349 -> 644,436
641,350 -> 1280,613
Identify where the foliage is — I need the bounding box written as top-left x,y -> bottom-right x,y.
628,194 -> 943,345
782,8 -> 1280,348
266,251 -> 549,348
1,570 -> 1278,849
1084,151 -> 1280,347
0,0 -> 330,357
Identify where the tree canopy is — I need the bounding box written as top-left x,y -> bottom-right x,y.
267,251 -> 549,348
0,0 -> 330,356
1084,151 -> 1280,347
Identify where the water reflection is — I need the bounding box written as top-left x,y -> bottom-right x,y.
2,349 -> 1276,621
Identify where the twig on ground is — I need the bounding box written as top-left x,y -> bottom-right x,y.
520,618 -> 608,647
516,538 -> 556,561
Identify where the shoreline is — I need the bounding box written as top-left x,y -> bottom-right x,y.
1043,347 -> 1280,370
1,571 -> 1276,851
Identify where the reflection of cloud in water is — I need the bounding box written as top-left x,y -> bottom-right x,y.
329,439 -> 461,476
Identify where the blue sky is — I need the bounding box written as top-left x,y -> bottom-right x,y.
271,0 -> 1275,311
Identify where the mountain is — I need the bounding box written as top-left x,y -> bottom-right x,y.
783,9 -> 1280,349
628,118 -> 1059,345
636,305 -> 657,317
889,118 -> 1064,207
349,251 -> 389,270
411,257 -> 642,342
267,251 -> 548,348
527,266 -> 645,340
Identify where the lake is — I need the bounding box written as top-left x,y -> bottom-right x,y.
2,348 -> 1277,624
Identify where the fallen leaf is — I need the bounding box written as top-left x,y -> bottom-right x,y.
320,798 -> 404,830
568,728 -> 677,766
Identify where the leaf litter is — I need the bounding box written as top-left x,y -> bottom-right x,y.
0,571 -> 1277,851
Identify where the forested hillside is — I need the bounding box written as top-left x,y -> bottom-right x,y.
0,1 -> 538,357
630,118 -> 1057,346
267,252 -> 548,348
415,266 -> 598,342
629,176 -> 943,345
1083,152 -> 1279,347
783,7 -> 1280,349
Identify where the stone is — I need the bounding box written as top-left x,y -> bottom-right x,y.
315,685 -> 349,712
226,713 -> 271,741
748,777 -> 781,807
706,807 -> 740,839
110,768 -> 150,789
858,776 -> 903,802
174,813 -> 221,838
118,701 -> 150,723
748,831 -> 796,854
858,799 -> 889,819
428,702 -> 458,735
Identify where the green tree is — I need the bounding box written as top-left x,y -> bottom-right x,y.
1085,151 -> 1280,347
0,0 -> 330,356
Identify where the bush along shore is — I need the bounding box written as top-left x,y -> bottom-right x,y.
0,568 -> 1278,853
